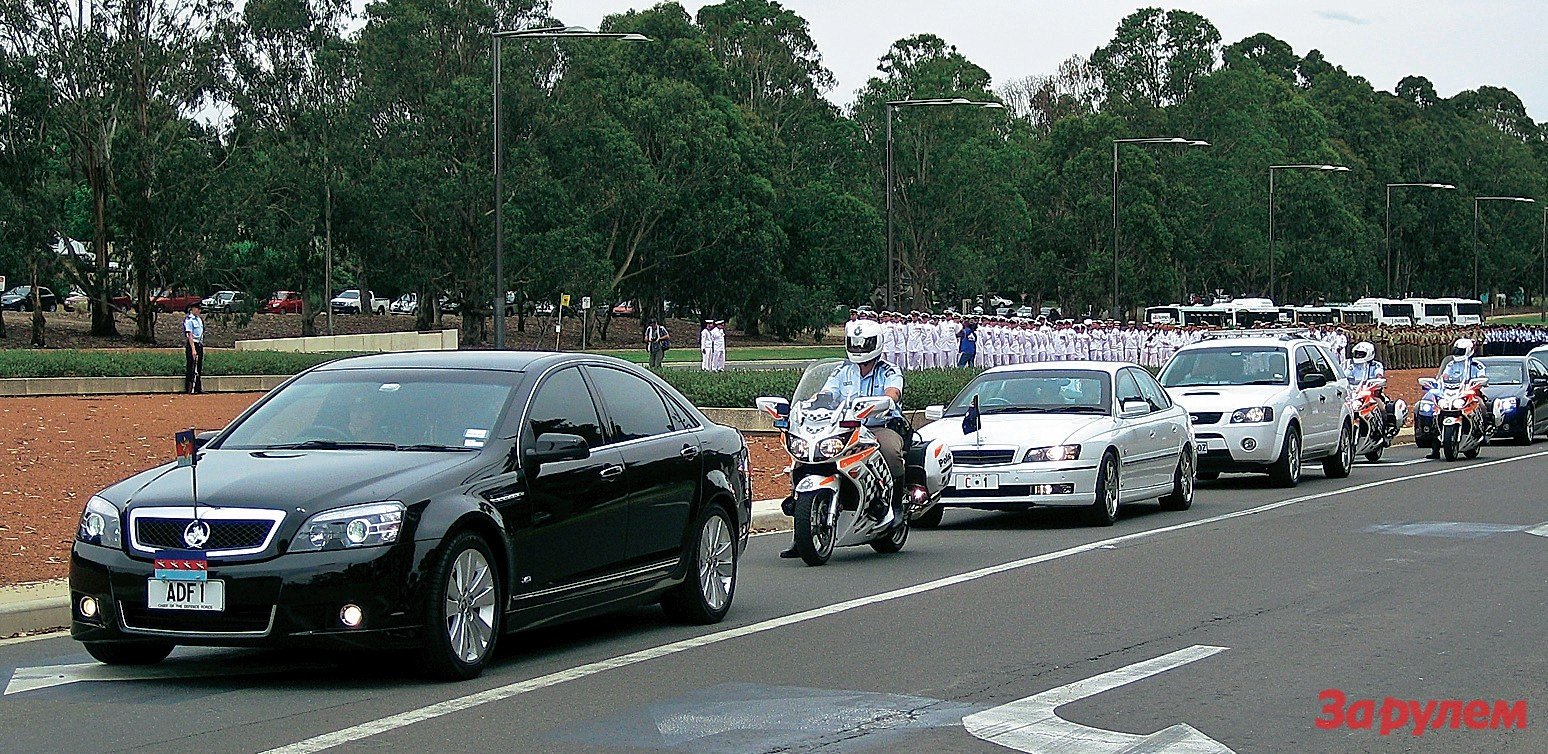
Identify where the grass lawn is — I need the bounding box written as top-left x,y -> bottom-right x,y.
587,345 -> 843,364
1487,312 -> 1548,324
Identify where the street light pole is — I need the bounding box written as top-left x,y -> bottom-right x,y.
1385,183 -> 1455,296
1267,164 -> 1349,304
1471,195 -> 1537,310
1111,137 -> 1208,319
1541,207 -> 1547,322
492,26 -> 649,350
883,97 -> 1001,311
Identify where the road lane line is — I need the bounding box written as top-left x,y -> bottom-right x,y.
262,450 -> 1548,754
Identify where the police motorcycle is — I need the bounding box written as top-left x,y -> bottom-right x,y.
1417,372 -> 1490,461
756,359 -> 952,566
1348,378 -> 1408,463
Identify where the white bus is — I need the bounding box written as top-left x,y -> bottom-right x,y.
1439,297 -> 1484,325
1406,298 -> 1453,326
1350,298 -> 1417,326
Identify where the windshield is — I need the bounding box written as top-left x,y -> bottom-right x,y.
1161,347 -> 1290,387
1455,303 -> 1482,316
219,369 -> 516,451
1381,304 -> 1414,318
791,358 -> 848,409
336,290 -> 359,299
1478,361 -> 1523,385
946,370 -> 1111,416
1424,304 -> 1450,317
1147,307 -> 1179,324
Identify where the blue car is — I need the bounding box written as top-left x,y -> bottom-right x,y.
1418,356 -> 1548,446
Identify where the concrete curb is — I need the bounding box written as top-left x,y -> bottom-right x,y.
0,374 -> 288,397
0,580 -> 69,637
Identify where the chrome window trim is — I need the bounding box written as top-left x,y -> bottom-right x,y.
120,603 -> 277,638
127,506 -> 287,558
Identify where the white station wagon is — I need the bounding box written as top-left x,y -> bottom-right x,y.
916,362 -> 1196,527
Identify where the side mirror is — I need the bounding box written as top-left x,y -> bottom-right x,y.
1119,400 -> 1150,418
1468,376 -> 1489,388
924,405 -> 946,421
853,395 -> 895,420
1418,378 -> 1438,391
1367,378 -> 1387,389
1531,375 -> 1548,387
755,396 -> 790,418
1300,372 -> 1329,389
193,430 -> 220,449
525,433 -> 589,466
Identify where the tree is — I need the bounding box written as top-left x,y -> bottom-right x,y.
1091,8 -> 1221,111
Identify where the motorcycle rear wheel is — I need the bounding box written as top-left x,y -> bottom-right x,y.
792,490 -> 836,566
870,514 -> 908,554
1363,445 -> 1384,463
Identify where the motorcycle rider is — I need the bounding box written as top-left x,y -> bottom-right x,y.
1346,341 -> 1399,437
1428,337 -> 1488,459
781,319 -> 906,559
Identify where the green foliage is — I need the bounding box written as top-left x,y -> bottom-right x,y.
0,349 -> 361,378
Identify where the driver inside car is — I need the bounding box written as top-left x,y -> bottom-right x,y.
781,319 -> 905,559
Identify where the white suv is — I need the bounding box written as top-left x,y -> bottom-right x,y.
1158,333 -> 1355,486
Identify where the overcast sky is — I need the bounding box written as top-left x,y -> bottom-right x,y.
548,0 -> 1547,119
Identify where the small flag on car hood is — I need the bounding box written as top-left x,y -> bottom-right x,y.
961,394 -> 981,436
175,429 -> 196,467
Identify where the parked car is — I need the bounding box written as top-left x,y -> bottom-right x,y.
330,289 -> 388,315
201,290 -> 250,314
917,362 -> 1195,527
1159,333 -> 1354,486
389,293 -> 418,316
69,352 -> 751,680
63,288 -> 90,312
262,290 -> 304,314
1,286 -> 57,311
152,290 -> 204,313
1471,356 -> 1548,444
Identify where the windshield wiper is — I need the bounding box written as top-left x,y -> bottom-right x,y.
981,406 -> 1049,415
397,443 -> 477,452
1046,406 -> 1109,414
265,440 -> 400,451
1240,379 -> 1288,385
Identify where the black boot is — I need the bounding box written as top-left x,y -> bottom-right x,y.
780,543 -> 800,559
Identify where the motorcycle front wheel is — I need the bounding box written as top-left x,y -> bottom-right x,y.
792,490 -> 837,566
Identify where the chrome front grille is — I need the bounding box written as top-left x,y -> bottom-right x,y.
951,449 -> 1017,466
127,507 -> 286,557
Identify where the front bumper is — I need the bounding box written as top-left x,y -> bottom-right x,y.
69,540 -> 429,649
937,461 -> 1099,509
1193,422 -> 1280,470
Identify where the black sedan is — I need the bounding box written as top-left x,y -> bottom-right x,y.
1,285 -> 57,311
70,352 -> 751,680
1476,356 -> 1548,444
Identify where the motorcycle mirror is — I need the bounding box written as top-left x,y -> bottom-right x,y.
1418,378 -> 1438,391
1468,377 -> 1489,388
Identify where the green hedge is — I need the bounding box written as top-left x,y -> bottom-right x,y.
659,367 -> 981,409
0,349 -> 361,378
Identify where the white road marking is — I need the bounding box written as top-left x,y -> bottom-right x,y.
262,449 -> 1548,754
1381,458 -> 1432,467
963,645 -> 1231,753
1527,522 -> 1548,538
5,658 -> 312,696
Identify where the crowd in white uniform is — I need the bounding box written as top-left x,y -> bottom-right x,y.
698,320 -> 727,371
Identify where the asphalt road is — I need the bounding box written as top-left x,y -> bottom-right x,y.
3,442 -> 1545,753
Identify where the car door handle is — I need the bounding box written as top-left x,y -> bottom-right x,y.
599,464 -> 624,480
680,445 -> 700,458
1148,430 -> 1156,438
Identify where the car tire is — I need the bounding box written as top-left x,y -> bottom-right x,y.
415,531 -> 502,681
1158,450 -> 1194,511
661,505 -> 737,624
1268,426 -> 1301,488
910,504 -> 945,528
84,641 -> 174,665
1085,452 -> 1120,527
1322,425 -> 1354,479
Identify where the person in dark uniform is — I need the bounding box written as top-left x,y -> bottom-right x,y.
183,303 -> 205,394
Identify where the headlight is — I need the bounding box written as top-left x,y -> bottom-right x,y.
817,437 -> 848,459
1448,397 -> 1467,410
1495,397 -> 1518,413
76,496 -> 122,548
1416,401 -> 1434,414
1024,445 -> 1081,463
290,502 -> 404,552
1230,407 -> 1275,423
787,437 -> 810,457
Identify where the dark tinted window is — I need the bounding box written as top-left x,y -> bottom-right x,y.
1308,347 -> 1338,381
1115,369 -> 1145,409
589,367 -> 674,442
527,368 -> 606,448
661,390 -> 700,431
1134,369 -> 1171,411
1295,347 -> 1319,384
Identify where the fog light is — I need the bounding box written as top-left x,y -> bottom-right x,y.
79,596 -> 99,619
1241,437 -> 1257,451
340,604 -> 364,628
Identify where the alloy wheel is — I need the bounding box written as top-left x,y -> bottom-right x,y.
1104,462 -> 1119,518
697,515 -> 735,612
445,549 -> 497,664
1180,452 -> 1194,502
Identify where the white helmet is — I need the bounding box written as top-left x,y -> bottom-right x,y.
1451,338 -> 1474,359
1351,341 -> 1375,364
846,319 -> 883,363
